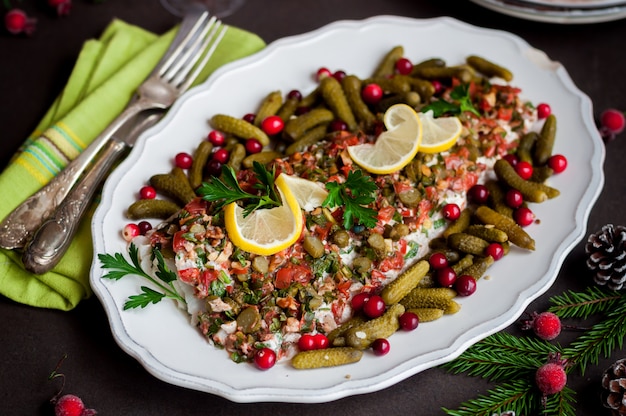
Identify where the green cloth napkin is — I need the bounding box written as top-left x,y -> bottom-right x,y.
0,19 -> 265,311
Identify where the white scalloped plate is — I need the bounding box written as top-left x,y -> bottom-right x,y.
90,16 -> 604,403
470,0 -> 626,23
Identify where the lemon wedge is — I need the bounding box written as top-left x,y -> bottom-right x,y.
224,173 -> 303,256
279,174 -> 329,212
347,103 -> 422,175
417,110 -> 463,154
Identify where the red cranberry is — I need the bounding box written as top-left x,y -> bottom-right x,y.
328,119 -> 348,132
297,334 -> 316,351
505,189 -> 524,209
395,57 -> 413,75
205,159 -> 223,177
485,243 -> 504,260
261,115 -> 284,136
243,113 -> 256,124
514,206 -> 535,227
254,348 -> 276,370
441,203 -> 461,221
138,221 -> 152,235
287,89 -> 303,101
295,106 -> 311,116
372,338 -> 390,356
122,223 -> 139,242
548,154 -> 567,173
363,295 -> 386,319
4,9 -> 36,35
468,184 -> 489,204
361,83 -> 383,105
437,266 -> 457,287
455,275 -> 477,296
312,333 -> 329,349
537,103 -> 551,119
174,152 -> 193,169
333,70 -> 346,82
431,80 -> 443,95
502,153 -> 519,167
207,130 -> 225,146
515,161 -> 533,180
316,67 -> 332,81
213,148 -> 230,164
399,312 -> 419,331
139,185 -> 156,200
245,138 -> 263,154
428,252 -> 448,270
600,108 -> 626,134
351,292 -> 370,311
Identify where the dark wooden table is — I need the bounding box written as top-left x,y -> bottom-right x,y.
1,1 -> 625,414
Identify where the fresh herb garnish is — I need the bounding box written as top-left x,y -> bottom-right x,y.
197,161 -> 281,217
323,169 -> 378,230
421,84 -> 480,117
98,243 -> 185,310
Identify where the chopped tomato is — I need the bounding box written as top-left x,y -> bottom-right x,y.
497,107 -> 513,121
172,230 -> 188,252
183,198 -> 208,215
178,268 -> 200,284
377,206 -> 396,224
378,251 -> 404,272
274,264 -> 313,289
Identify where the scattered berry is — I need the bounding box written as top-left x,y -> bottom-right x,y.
502,153 -> 519,167
137,221 -> 152,236
316,67 -> 332,81
243,113 -> 256,124
312,333 -> 329,349
548,154 -> 567,173
431,80 -> 443,95
514,160 -> 533,180
212,148 -> 230,164
205,159 -> 222,177
505,188 -> 524,209
361,83 -> 384,105
468,184 -> 489,204
441,203 -> 461,221
455,275 -> 477,296
207,130 -> 225,146
122,223 -> 140,241
48,0 -> 72,16
437,266 -> 457,287
351,292 -> 370,311
428,252 -> 448,270
54,394 -> 96,416
535,353 -> 568,396
362,294 -> 386,319
536,103 -> 551,119
484,243 -> 504,261
254,348 -> 276,370
297,333 -> 317,351
4,8 -> 36,35
600,108 -> 626,134
261,115 -> 284,136
174,152 -> 193,169
514,206 -> 535,227
332,70 -> 346,82
328,119 -> 348,132
287,89 -> 303,101
139,185 -> 156,200
372,338 -> 390,356
395,57 -> 413,75
399,312 -> 419,331
522,311 -> 562,341
245,138 -> 263,154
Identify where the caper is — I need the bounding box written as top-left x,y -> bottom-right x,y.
397,188 -> 421,208
388,223 -> 409,241
303,235 -> 325,258
367,232 -> 386,252
331,230 -> 350,248
352,256 -> 372,274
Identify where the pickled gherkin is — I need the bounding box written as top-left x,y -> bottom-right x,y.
127,199 -> 180,220
150,172 -> 196,205
319,75 -> 357,131
345,303 -> 405,350
210,114 -> 271,146
372,45 -> 404,78
253,90 -> 283,127
381,260 -> 429,305
283,108 -> 334,142
466,55 -> 513,82
342,74 -> 377,128
474,205 -> 535,250
292,347 -> 363,369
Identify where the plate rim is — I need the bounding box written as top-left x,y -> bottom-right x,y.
90,14 -> 605,403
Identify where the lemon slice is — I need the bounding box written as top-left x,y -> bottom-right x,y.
279,174 -> 329,212
347,103 -> 422,175
417,110 -> 463,154
224,174 -> 303,256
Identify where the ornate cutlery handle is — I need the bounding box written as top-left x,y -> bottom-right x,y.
22,139 -> 128,274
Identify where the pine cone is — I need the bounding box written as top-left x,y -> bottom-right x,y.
585,224 -> 626,290
602,358 -> 626,415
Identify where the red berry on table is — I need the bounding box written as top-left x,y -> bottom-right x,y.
297,333 -> 316,351
548,154 -> 568,173
54,394 -> 96,416
523,311 -> 562,341
245,138 -> 263,154
351,292 -> 370,311
468,184 -> 489,204
212,148 -> 230,164
363,295 -> 386,319
484,243 -> 504,260
139,185 -> 156,200
48,0 -> 72,16
535,354 -> 568,395
441,203 -> 461,221
600,108 -> 626,134
428,252 -> 448,270
505,188 -> 524,209
437,266 -> 457,287
361,83 -> 384,105
243,113 -> 256,124
372,338 -> 390,356
536,103 -> 551,119
514,206 -> 535,227
312,333 -> 329,349
122,223 -> 140,242
174,152 -> 193,169
316,67 -> 332,81
4,9 -> 36,35
514,160 -> 533,180
254,348 -> 276,370
399,312 -> 419,331
455,275 -> 477,296
395,57 -> 413,75
207,130 -> 225,146
261,115 -> 285,136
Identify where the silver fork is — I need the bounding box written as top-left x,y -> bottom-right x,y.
0,6 -> 226,253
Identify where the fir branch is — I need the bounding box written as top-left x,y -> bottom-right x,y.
543,385 -> 577,416
442,332 -> 560,382
442,379 -> 536,416
548,286 -> 623,319
562,300 -> 626,374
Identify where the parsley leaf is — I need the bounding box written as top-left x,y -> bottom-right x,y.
98,243 -> 186,310
421,84 -> 480,117
197,162 -> 281,217
323,169 -> 378,230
